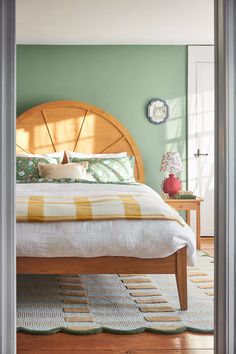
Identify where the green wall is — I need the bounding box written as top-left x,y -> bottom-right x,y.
17,45 -> 187,192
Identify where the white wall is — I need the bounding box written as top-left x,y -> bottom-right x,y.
16,0 -> 214,45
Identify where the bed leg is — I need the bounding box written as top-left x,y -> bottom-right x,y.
175,246 -> 187,310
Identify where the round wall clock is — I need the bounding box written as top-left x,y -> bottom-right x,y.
146,98 -> 169,125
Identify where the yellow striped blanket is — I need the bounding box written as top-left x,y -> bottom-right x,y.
16,193 -> 185,225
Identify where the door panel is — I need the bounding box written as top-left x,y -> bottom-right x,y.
188,46 -> 214,236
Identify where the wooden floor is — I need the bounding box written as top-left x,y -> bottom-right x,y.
17,237 -> 214,354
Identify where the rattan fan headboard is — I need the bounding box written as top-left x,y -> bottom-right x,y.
16,101 -> 144,182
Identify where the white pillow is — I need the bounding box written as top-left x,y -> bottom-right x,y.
16,151 -> 65,163
66,151 -> 128,159
38,162 -> 88,180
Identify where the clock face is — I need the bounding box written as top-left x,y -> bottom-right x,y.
147,99 -> 169,124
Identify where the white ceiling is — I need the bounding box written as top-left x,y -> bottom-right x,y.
16,0 -> 214,45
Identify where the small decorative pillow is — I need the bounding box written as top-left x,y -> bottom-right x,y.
38,162 -> 88,180
16,156 -> 58,182
70,156 -> 135,183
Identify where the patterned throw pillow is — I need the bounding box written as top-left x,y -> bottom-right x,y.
16,151 -> 65,163
16,176 -> 64,184
16,178 -> 136,185
70,156 -> 135,183
16,156 -> 58,182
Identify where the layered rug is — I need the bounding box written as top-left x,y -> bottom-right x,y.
17,251 -> 214,335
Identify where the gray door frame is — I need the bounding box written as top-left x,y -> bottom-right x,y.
215,0 -> 236,352
0,0 -> 16,353
0,0 -> 235,353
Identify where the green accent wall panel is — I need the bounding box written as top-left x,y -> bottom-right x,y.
17,45 -> 187,192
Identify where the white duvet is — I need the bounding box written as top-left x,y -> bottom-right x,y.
16,183 -> 196,265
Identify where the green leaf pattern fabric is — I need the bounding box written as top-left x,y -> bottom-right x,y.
70,157 -> 135,183
16,177 -> 137,185
16,156 -> 58,182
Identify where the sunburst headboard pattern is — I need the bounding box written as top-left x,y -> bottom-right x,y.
16,101 -> 144,182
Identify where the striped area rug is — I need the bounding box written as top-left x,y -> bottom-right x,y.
17,251 -> 214,334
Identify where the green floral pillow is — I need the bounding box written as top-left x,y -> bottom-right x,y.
16,177 -> 136,185
16,156 -> 58,182
70,156 -> 135,183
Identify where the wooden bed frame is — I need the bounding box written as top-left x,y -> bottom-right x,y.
16,100 -> 187,310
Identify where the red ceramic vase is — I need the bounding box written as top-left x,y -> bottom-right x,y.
162,173 -> 182,197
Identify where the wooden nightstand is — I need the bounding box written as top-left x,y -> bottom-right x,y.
163,197 -> 204,250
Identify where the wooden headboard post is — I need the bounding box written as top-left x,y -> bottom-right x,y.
16,101 -> 144,183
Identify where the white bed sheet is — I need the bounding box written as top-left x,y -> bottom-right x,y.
16,183 -> 196,265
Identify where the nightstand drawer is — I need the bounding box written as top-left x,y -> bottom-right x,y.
165,200 -> 198,210
173,203 -> 187,210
